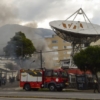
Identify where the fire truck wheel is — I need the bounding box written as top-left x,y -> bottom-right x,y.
24,84 -> 31,91
49,84 -> 56,91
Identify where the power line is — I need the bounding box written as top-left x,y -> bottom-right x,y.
0,48 -> 71,57
1,45 -> 99,56
35,48 -> 71,54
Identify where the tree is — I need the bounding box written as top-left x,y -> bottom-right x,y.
73,46 -> 100,80
3,31 -> 36,58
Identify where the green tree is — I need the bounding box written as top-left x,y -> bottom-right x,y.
73,46 -> 100,79
3,31 -> 36,58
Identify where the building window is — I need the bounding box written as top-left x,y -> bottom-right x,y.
67,46 -> 72,49
63,51 -> 66,54
52,46 -> 58,49
54,52 -> 58,55
63,46 -> 67,49
45,71 -> 52,77
64,61 -> 69,64
53,71 -> 58,77
63,57 -> 66,59
52,40 -> 57,43
53,57 -> 58,60
67,51 -> 71,54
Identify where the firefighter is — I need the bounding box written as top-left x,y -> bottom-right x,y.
93,79 -> 99,93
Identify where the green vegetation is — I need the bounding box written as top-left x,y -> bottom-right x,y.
73,46 -> 100,79
3,31 -> 36,58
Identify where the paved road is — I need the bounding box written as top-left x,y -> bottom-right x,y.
0,91 -> 99,99
0,98 -> 67,100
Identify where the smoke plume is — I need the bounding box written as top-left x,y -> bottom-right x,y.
0,0 -> 20,27
0,0 -> 55,70
31,35 -> 55,69
0,25 -> 55,70
23,21 -> 38,28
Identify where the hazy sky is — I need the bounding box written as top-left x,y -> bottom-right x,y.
1,0 -> 100,29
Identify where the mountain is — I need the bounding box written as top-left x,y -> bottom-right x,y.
0,24 -> 55,38
0,24 -> 55,54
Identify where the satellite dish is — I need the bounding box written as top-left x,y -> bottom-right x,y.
49,8 -> 100,67
49,8 -> 100,43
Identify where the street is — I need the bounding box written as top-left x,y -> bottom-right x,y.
0,91 -> 99,99
0,98 -> 68,100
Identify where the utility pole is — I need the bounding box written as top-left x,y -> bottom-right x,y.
21,42 -> 23,68
40,50 -> 42,69
21,42 -> 23,58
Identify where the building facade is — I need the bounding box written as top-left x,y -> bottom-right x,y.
45,35 -> 72,67
0,57 -> 18,79
45,35 -> 100,68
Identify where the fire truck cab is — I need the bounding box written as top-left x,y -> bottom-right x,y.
20,68 -> 68,91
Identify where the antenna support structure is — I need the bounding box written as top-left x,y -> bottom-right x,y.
50,8 -> 100,68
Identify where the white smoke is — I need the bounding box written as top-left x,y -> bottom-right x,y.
2,28 -> 55,70
19,34 -> 55,69
20,21 -> 38,28
0,0 -> 20,27
0,0 -> 55,70
31,35 -> 55,69
0,0 -> 38,28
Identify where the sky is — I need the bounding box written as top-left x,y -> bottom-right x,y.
0,0 -> 100,29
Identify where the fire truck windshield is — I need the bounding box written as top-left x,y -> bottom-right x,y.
61,71 -> 68,78
53,71 -> 68,78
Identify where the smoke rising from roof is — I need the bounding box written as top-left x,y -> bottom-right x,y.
0,0 -> 55,69
14,35 -> 55,69
0,24 -> 55,69
31,35 -> 55,69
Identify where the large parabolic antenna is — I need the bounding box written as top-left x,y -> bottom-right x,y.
49,8 -> 100,67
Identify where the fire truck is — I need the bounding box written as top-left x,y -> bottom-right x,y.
20,68 -> 69,91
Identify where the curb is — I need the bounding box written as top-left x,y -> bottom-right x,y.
0,88 -> 91,92
0,87 -> 22,91
0,96 -> 99,100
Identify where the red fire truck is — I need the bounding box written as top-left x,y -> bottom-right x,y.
20,68 -> 69,91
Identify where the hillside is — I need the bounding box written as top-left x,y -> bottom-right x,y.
0,24 -> 55,54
